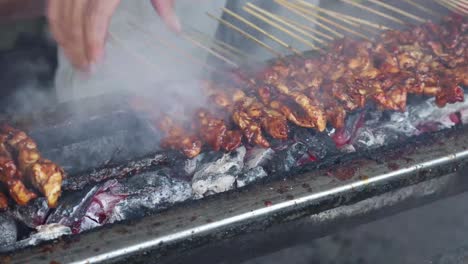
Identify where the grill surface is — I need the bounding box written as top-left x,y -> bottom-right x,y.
2,121 -> 468,263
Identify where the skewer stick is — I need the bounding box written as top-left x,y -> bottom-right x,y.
127,21 -> 218,72
276,0 -> 369,39
340,0 -> 406,25
295,0 -> 360,27
206,12 -> 284,58
269,14 -> 329,45
444,0 -> 468,12
437,0 -> 468,14
271,0 -> 344,38
401,0 -> 441,17
337,13 -> 391,31
366,0 -> 426,23
295,0 -> 384,33
221,7 -> 302,55
243,3 -> 328,45
278,15 -> 334,41
181,32 -> 239,68
243,4 -> 320,50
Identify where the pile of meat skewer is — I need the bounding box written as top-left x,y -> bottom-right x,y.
0,125 -> 64,210
160,14 -> 468,158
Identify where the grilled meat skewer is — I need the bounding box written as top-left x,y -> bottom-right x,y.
0,125 -> 64,208
158,14 -> 466,158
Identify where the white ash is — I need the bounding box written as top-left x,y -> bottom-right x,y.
408,98 -> 468,130
352,93 -> 468,149
184,153 -> 206,176
109,172 -> 192,222
237,167 -> 268,188
245,147 -> 274,170
28,224 -> 71,245
192,146 -> 246,198
0,214 -> 17,248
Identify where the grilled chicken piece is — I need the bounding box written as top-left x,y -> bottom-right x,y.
159,116 -> 203,158
0,134 -> 37,206
29,160 -> 64,208
0,155 -> 37,206
0,125 -> 64,207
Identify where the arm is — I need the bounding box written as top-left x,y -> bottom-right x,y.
0,0 -> 45,21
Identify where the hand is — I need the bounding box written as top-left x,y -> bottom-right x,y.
47,0 -> 180,71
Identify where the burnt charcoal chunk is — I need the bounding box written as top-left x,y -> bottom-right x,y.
109,172 -> 192,222
293,128 -> 338,159
192,147 -> 246,198
11,198 -> 50,229
266,142 -> 308,174
237,167 -> 268,188
0,214 -> 17,248
46,185 -> 99,226
245,148 -> 275,170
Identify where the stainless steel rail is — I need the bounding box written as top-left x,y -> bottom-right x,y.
4,127 -> 468,264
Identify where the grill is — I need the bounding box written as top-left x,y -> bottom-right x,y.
1,0 -> 468,263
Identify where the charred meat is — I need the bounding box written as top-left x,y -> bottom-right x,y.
158,14 -> 467,157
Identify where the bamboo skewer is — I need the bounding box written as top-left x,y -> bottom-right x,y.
445,0 -> 468,11
243,3 -> 328,46
401,0 -> 441,17
295,0 -> 360,27
278,15 -> 335,41
366,0 -> 426,23
243,4 -> 320,50
181,32 -> 239,68
276,0 -> 369,39
298,0 -> 389,33
340,0 -> 406,25
437,0 -> 468,15
206,12 -> 284,58
272,0 -> 344,38
268,14 -> 329,45
337,13 -> 391,31
221,7 -> 302,55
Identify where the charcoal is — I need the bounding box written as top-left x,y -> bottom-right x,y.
192,147 -> 246,198
237,167 -> 268,188
31,224 -> 71,242
63,153 -> 167,191
408,97 -> 468,130
109,172 -> 192,222
76,180 -> 127,233
331,111 -> 365,148
245,147 -> 274,170
266,142 -> 308,174
46,180 -> 126,234
11,198 -> 50,228
0,214 -> 17,248
170,151 -> 224,178
43,128 -> 160,176
293,128 -> 338,159
46,185 -> 100,227
183,153 -> 206,176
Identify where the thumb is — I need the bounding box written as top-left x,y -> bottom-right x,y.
150,0 -> 181,33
